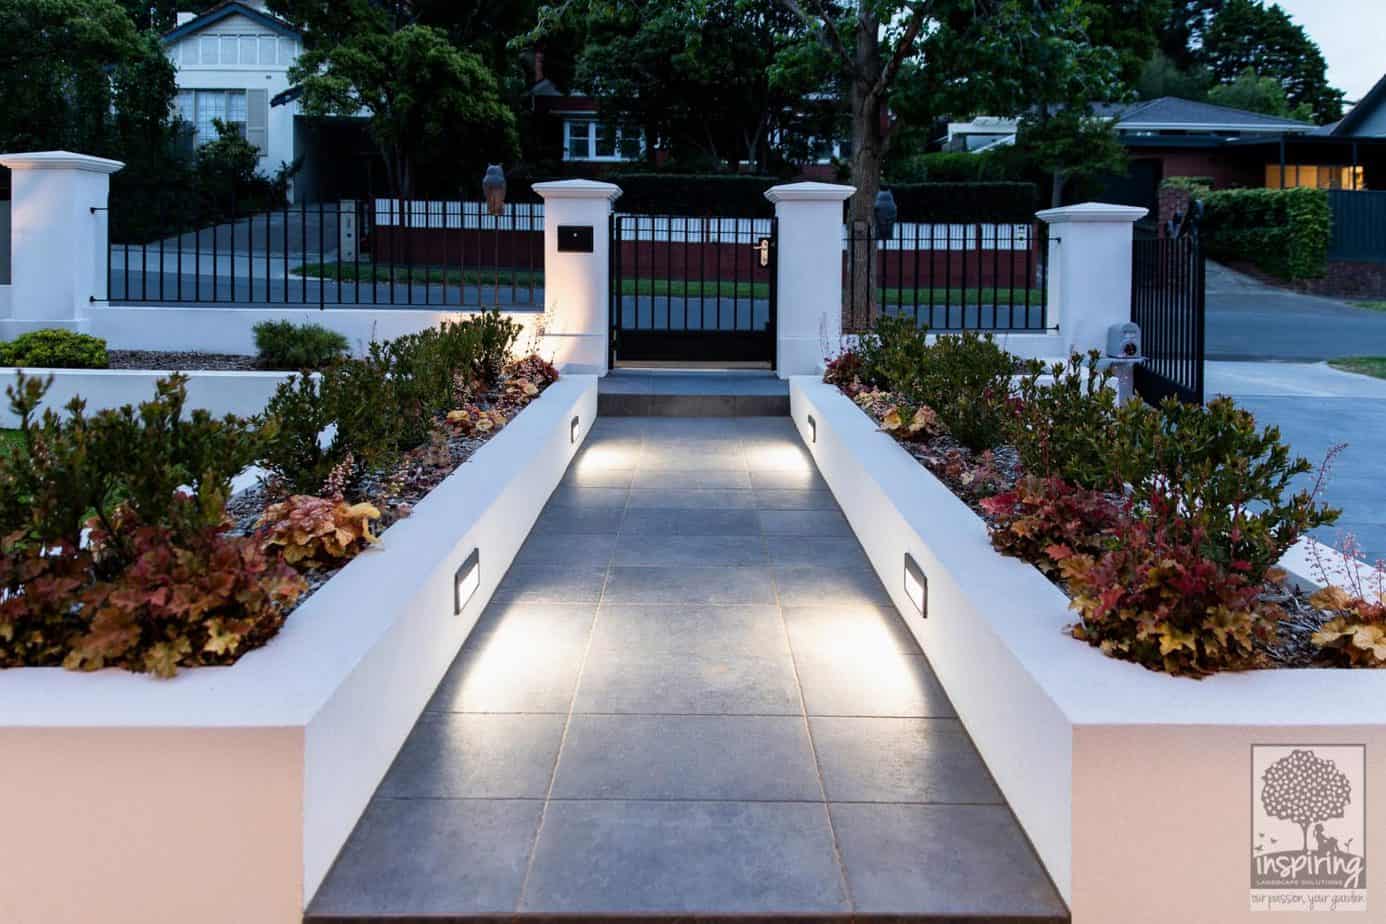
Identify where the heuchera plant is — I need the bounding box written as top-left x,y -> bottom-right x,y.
980,475 -> 1125,576
258,495 -> 381,570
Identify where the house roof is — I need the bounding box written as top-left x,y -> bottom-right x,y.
162,1 -> 301,44
1334,73 -> 1386,136
1108,97 -> 1314,133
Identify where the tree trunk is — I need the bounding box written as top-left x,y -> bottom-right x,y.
846,11 -> 884,330
1050,171 -> 1067,208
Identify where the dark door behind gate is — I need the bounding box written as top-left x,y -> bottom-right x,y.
610,214 -> 777,366
1132,228 -> 1206,405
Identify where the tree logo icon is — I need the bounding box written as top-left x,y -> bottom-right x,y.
1251,745 -> 1367,912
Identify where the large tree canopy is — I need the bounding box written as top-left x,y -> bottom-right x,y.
1200,0 -> 1340,122
291,23 -> 518,197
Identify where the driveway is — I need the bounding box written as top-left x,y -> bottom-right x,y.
1208,361 -> 1386,564
1206,261 -> 1386,361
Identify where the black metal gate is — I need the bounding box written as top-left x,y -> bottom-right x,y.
609,213 -> 777,366
1132,211 -> 1206,405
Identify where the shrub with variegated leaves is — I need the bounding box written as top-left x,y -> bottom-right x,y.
257,494 -> 381,569
980,475 -> 1124,576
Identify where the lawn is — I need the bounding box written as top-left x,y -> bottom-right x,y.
1350,300 -> 1386,313
294,262 -> 1042,306
1329,357 -> 1386,380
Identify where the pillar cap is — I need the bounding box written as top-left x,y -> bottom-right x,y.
1036,202 -> 1147,224
765,181 -> 856,204
532,179 -> 622,202
0,151 -> 125,174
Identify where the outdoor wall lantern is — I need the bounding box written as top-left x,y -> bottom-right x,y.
903,552 -> 927,617
806,413 -> 817,444
571,415 -> 581,444
455,548 -> 480,615
874,189 -> 898,241
482,164 -> 507,217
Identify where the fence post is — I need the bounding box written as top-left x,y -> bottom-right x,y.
764,182 -> 856,378
0,151 -> 124,337
1035,202 -> 1147,357
533,179 -> 622,375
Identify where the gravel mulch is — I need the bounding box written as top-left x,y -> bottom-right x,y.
108,350 -> 261,371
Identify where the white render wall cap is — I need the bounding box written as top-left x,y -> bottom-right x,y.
0,151 -> 125,174
1036,201 -> 1148,224
532,179 -> 623,202
765,181 -> 857,203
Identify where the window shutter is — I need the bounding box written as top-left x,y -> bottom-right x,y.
246,89 -> 269,157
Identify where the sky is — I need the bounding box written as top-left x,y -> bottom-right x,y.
1274,0 -> 1386,103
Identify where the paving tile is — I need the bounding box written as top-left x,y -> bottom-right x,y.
782,604 -> 921,657
626,488 -> 756,509
647,395 -> 741,417
559,465 -> 635,488
795,651 -> 954,718
831,803 -> 1067,917
550,715 -> 821,801
773,563 -> 892,606
753,488 -> 839,510
532,505 -> 626,535
427,603 -> 595,714
620,508 -> 762,537
308,798 -> 542,916
545,485 -> 631,509
735,395 -> 791,416
758,509 -> 854,537
568,442 -> 644,476
641,418 -> 745,439
589,604 -> 788,657
602,565 -> 776,605
377,713 -> 566,798
594,393 -> 651,416
638,446 -> 747,470
734,416 -> 799,436
612,533 -> 768,567
742,441 -> 815,471
630,468 -> 753,490
521,800 -> 848,914
749,467 -> 829,492
512,531 -> 618,569
765,536 -> 871,568
810,717 -> 1002,804
587,417 -> 648,438
574,648 -> 801,715
493,564 -> 608,605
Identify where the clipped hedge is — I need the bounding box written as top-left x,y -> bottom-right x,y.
601,173 -> 779,217
1201,187 -> 1331,280
0,329 -> 109,369
883,182 -> 1040,222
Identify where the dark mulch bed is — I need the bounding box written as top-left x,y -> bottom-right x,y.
108,350 -> 260,371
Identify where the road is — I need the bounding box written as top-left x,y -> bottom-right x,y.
1206,262 -> 1386,361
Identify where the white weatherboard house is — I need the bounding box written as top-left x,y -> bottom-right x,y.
163,2 -> 304,198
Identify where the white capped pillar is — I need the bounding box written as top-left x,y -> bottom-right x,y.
533,179 -> 622,375
1035,202 -> 1148,357
0,151 -> 124,336
764,181 -> 856,378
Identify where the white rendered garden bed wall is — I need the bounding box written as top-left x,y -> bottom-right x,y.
0,375 -> 597,924
790,376 -> 1386,924
0,367 -> 296,426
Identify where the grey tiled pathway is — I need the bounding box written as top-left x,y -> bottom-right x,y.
309,417 -> 1066,921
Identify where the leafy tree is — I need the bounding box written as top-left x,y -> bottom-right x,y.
1021,108 -> 1127,207
1157,0 -> 1225,69
1080,0 -> 1170,88
1207,67 -> 1311,120
290,23 -> 518,197
116,0 -> 219,31
1134,49 -> 1211,100
1200,0 -> 1341,122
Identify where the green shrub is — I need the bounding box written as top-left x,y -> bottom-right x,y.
912,333 -> 1015,451
253,321 -> 349,370
1112,396 -> 1338,578
856,315 -> 931,394
470,310 -> 522,386
260,373 -> 347,495
884,182 -> 1039,222
0,330 -> 109,369
1201,187 -> 1330,280
1007,352 -> 1121,489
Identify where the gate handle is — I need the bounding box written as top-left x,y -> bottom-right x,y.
753,237 -> 771,268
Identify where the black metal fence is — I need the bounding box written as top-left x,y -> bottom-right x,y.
106,198 -> 544,309
1328,189 -> 1386,264
842,219 -> 1049,333
609,213 -> 777,365
1132,220 -> 1206,405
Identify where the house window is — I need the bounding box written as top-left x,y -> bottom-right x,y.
563,119 -> 640,161
1265,164 -> 1365,190
177,90 -> 249,147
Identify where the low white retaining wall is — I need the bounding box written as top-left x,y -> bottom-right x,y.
791,376 -> 1386,924
0,375 -> 597,924
88,305 -> 543,356
0,367 -> 295,426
